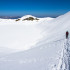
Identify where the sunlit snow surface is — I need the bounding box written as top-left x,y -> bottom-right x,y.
0,12 -> 70,70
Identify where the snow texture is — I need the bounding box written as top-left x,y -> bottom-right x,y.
56,39 -> 70,70
0,12 -> 70,70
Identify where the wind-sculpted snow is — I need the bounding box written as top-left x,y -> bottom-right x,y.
0,39 -> 64,70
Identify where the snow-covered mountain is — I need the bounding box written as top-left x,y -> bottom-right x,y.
0,12 -> 70,70
15,15 -> 53,21
0,15 -> 53,51
20,15 -> 37,20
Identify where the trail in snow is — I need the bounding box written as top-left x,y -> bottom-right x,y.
56,39 -> 70,70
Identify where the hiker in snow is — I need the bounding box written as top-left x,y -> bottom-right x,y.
66,31 -> 69,39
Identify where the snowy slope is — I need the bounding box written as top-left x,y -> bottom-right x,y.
56,39 -> 70,70
0,39 -> 64,70
38,11 -> 70,44
0,47 -> 16,57
0,16 -> 53,51
0,12 -> 70,70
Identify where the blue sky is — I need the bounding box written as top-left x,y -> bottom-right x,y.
0,0 -> 70,17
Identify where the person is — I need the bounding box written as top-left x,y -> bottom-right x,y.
66,31 -> 69,39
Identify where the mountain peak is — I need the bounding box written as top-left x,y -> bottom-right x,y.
20,15 -> 37,20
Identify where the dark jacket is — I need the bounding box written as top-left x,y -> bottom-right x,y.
66,31 -> 69,39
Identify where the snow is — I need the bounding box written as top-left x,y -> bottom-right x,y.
0,15 -> 53,51
0,12 -> 70,70
0,47 -> 17,57
0,19 -> 42,51
20,15 -> 37,20
56,39 -> 70,70
0,39 -> 63,70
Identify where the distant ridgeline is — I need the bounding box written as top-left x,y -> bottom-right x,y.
0,16 -> 21,19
